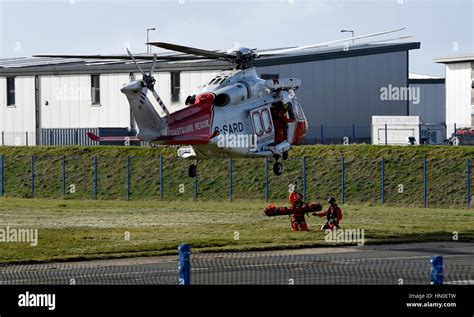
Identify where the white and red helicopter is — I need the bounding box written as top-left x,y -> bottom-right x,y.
36,28 -> 409,177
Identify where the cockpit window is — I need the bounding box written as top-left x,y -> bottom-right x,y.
291,100 -> 305,121
207,74 -> 230,86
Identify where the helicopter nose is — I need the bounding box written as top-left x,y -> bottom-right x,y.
121,80 -> 142,95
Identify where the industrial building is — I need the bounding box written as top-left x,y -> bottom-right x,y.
434,55 -> 474,138
0,42 -> 421,146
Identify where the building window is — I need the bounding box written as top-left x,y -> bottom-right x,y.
171,72 -> 180,103
260,74 -> 279,81
6,77 -> 15,106
91,75 -> 100,105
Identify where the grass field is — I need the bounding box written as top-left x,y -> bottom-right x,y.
0,145 -> 473,207
0,198 -> 473,264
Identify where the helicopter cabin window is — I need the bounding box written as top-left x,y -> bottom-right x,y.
252,112 -> 264,136
91,75 -> 100,105
288,101 -> 304,121
261,109 -> 273,133
260,74 -> 279,81
171,72 -> 181,102
6,77 -> 15,106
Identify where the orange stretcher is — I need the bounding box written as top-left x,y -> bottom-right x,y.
264,203 -> 322,217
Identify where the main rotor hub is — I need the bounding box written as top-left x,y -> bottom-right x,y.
227,47 -> 258,69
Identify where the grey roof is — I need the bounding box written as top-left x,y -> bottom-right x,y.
0,42 -> 420,76
433,55 -> 474,64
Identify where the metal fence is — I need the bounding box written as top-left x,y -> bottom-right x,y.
1,253 -> 472,285
0,123 -> 469,146
0,155 -> 472,208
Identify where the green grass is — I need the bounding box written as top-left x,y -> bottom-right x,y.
0,145 -> 473,207
0,198 -> 473,264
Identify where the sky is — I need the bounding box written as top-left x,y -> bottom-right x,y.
0,0 -> 473,76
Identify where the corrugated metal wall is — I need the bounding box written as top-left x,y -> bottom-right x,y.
256,51 -> 409,142
409,82 -> 445,124
41,128 -> 99,146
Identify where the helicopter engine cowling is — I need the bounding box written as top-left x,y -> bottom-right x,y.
214,83 -> 249,107
265,78 -> 302,91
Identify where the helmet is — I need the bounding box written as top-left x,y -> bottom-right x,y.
327,197 -> 336,204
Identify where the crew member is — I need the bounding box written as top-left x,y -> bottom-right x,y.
288,188 -> 308,231
271,102 -> 294,143
313,197 -> 343,231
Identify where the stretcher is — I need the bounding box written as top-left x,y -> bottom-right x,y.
264,203 -> 322,217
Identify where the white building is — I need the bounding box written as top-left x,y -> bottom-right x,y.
0,42 -> 420,146
434,55 -> 474,138
371,115 -> 445,145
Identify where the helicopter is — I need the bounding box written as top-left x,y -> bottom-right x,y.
35,28 -> 409,177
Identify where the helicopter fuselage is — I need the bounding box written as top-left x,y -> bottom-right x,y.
155,67 -> 308,159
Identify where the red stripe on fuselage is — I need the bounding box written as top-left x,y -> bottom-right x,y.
167,93 -> 214,144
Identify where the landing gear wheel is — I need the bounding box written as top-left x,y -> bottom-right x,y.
273,162 -> 283,176
188,164 -> 197,178
282,151 -> 288,160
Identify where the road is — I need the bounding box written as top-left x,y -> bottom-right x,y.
1,242 -> 473,285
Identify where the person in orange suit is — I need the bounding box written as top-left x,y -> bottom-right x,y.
272,102 -> 294,143
313,197 -> 343,231
288,187 -> 308,231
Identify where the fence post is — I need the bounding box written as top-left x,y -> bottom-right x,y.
423,158 -> 427,208
341,156 -> 345,205
430,256 -> 443,285
229,159 -> 233,203
1,131 -> 4,146
381,158 -> 385,206
31,155 -> 35,197
384,124 -> 388,145
419,123 -> 422,144
126,156 -> 131,201
93,156 -> 97,200
302,157 -> 307,199
178,244 -> 191,285
0,155 -> 4,197
159,156 -> 163,200
265,158 -> 269,203
320,124 -> 324,145
62,155 -> 66,198
352,124 -> 355,143
193,166 -> 198,201
467,159 -> 471,208
26,131 -> 28,146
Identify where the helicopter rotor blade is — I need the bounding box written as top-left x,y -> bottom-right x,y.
258,28 -> 406,56
147,42 -> 235,60
33,54 -> 209,61
126,48 -> 146,76
149,53 -> 157,77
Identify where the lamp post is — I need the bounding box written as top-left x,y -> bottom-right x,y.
341,30 -> 355,44
146,27 -> 156,54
